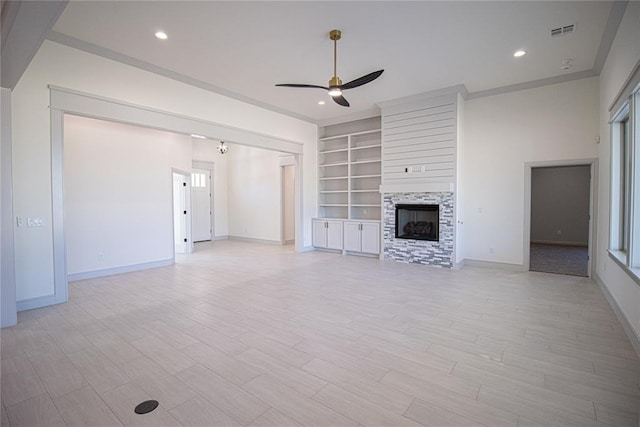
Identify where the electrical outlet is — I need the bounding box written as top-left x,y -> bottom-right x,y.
98,253 -> 104,261
556,229 -> 562,235
489,247 -> 494,254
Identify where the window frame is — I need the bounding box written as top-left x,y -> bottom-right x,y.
609,85 -> 640,284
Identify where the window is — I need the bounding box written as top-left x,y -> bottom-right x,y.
620,116 -> 630,254
191,173 -> 206,188
610,85 -> 639,280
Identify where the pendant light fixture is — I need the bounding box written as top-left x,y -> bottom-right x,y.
217,141 -> 228,154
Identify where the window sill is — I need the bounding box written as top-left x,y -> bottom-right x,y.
608,249 -> 640,287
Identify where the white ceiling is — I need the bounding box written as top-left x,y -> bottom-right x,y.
51,1 -> 614,124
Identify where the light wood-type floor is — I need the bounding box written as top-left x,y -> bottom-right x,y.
2,240 -> 639,426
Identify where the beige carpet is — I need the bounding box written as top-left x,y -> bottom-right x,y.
529,243 -> 588,277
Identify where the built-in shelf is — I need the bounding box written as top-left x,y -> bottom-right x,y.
351,159 -> 380,165
351,174 -> 382,179
319,162 -> 349,167
350,144 -> 381,151
319,148 -> 349,154
319,129 -> 381,141
319,176 -> 348,181
318,127 -> 382,221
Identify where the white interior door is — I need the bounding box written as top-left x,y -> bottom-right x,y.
191,168 -> 212,242
173,172 -> 188,254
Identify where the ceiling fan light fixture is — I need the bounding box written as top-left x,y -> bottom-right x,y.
328,87 -> 342,97
513,49 -> 526,57
275,29 -> 383,108
155,31 -> 168,40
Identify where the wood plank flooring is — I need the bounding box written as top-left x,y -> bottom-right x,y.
1,240 -> 638,426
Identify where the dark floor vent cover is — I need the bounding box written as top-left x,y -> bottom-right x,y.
135,400 -> 159,415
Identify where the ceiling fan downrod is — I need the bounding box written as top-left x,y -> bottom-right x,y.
329,29 -> 342,88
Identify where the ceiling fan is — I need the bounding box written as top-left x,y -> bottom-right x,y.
275,30 -> 384,107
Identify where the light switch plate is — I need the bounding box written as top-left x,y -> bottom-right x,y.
27,217 -> 43,227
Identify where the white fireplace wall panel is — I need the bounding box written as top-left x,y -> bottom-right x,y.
382,93 -> 457,187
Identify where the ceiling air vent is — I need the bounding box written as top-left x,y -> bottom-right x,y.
551,24 -> 575,37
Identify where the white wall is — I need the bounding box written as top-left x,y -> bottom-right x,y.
597,1 -> 640,343
11,40 -> 316,305
1,88 -> 17,327
227,144 -> 282,242
463,77 -> 599,265
192,138 -> 229,238
531,165 -> 590,245
63,115 -> 192,277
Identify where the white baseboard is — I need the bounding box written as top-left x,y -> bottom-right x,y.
463,259 -> 526,271
228,236 -> 281,245
312,247 -> 343,254
67,258 -> 174,282
213,235 -> 229,241
17,293 -> 67,312
454,259 -> 465,270
344,251 -> 379,259
298,245 -> 315,253
594,272 -> 640,358
531,240 -> 588,247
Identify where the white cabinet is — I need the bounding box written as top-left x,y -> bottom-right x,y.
344,221 -> 380,254
312,219 -> 343,250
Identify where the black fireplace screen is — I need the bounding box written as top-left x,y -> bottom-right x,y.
395,204 -> 439,241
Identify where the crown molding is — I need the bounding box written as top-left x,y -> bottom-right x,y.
46,31 -> 318,125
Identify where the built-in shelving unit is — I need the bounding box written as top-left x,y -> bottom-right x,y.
318,128 -> 382,220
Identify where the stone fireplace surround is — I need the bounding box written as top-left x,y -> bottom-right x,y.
383,192 -> 454,267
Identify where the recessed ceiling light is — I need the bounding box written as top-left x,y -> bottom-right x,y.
190,134 -> 206,139
155,31 -> 168,40
318,101 -> 326,105
513,50 -> 526,58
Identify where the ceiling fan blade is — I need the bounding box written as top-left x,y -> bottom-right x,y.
275,84 -> 329,90
332,95 -> 350,107
340,70 -> 384,90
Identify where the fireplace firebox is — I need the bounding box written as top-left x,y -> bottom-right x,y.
395,204 -> 439,241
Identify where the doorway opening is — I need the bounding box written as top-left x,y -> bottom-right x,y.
191,166 -> 213,243
528,164 -> 592,276
281,163 -> 296,245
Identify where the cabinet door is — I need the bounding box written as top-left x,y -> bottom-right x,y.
312,220 -> 327,248
361,222 -> 380,254
343,222 -> 361,252
326,220 -> 344,250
